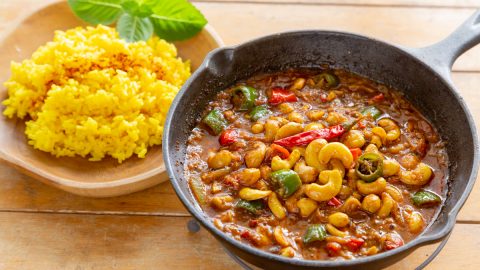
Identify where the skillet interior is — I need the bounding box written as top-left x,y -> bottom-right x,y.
164,31 -> 478,269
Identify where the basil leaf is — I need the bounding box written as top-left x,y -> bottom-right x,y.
117,13 -> 154,42
68,0 -> 125,25
121,0 -> 152,18
148,0 -> 207,41
68,0 -> 208,42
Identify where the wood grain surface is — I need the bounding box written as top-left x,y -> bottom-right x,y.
0,213 -> 478,270
0,0 -> 479,269
199,0 -> 480,8
0,1 -> 223,197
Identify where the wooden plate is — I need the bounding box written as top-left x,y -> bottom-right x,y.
0,2 -> 223,197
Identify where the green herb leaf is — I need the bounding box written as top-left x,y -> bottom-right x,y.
121,0 -> 152,18
148,0 -> 207,41
117,13 -> 154,42
68,0 -> 208,42
68,0 -> 125,25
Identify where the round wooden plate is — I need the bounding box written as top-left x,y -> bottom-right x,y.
0,2 -> 223,197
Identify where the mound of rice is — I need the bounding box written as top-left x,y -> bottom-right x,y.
3,25 -> 190,162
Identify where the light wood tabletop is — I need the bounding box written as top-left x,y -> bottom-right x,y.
1,0 -> 480,269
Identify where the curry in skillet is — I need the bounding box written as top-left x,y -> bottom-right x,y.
184,69 -> 447,260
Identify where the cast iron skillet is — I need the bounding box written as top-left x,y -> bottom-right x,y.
164,10 -> 480,270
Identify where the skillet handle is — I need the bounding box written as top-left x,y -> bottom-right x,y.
409,9 -> 480,78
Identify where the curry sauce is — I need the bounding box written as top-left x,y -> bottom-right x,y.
184,69 -> 447,260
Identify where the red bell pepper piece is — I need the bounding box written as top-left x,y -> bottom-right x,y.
268,88 -> 298,105
345,237 -> 365,252
270,144 -> 290,159
273,125 -> 345,147
248,219 -> 258,228
350,148 -> 362,160
219,129 -> 238,146
327,197 -> 343,207
384,234 -> 404,250
240,230 -> 252,240
357,120 -> 366,129
320,93 -> 328,103
371,93 -> 384,103
326,242 -> 342,257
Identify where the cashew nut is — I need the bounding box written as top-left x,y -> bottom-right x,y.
385,184 -> 403,202
326,223 -> 348,237
318,142 -> 354,168
264,119 -> 280,142
400,153 -> 420,170
304,122 -> 324,131
326,112 -> 346,125
256,163 -> 269,177
297,198 -> 318,217
268,192 -> 287,219
328,212 -> 350,228
275,122 -> 304,140
356,177 -> 387,195
288,111 -> 305,123
306,110 -> 325,121
305,170 -> 342,201
361,194 -> 381,213
294,159 -> 318,183
236,168 -> 261,186
399,163 -> 433,186
207,150 -> 233,169
201,167 -> 231,183
342,130 -> 366,149
290,78 -> 306,91
251,123 -> 264,134
328,159 -> 346,178
271,148 -> 301,171
278,103 -> 294,114
383,159 -> 400,177
210,195 -> 234,210
305,139 -> 328,171
407,211 -> 425,233
239,188 -> 271,201
292,146 -> 306,156
371,126 -> 387,148
244,142 -> 267,168
378,118 -> 401,141
340,196 -> 361,213
364,144 -> 384,159
377,192 -> 395,218
372,126 -> 387,141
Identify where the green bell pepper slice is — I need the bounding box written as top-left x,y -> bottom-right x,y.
314,72 -> 339,89
355,153 -> 383,182
303,224 -> 327,244
342,106 -> 382,130
271,169 -> 302,198
202,109 -> 228,135
232,85 -> 258,111
412,190 -> 442,207
361,106 -> 382,120
249,105 -> 270,122
236,199 -> 264,215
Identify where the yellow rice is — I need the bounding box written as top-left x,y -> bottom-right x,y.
2,25 -> 190,162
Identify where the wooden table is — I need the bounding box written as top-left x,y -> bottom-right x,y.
1,0 -> 480,269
